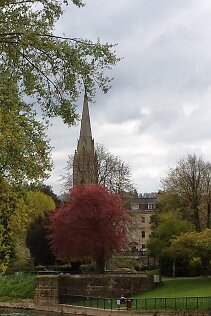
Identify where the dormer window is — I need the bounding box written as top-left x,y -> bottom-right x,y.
148,203 -> 155,210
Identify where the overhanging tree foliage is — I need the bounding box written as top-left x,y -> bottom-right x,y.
0,0 -> 120,271
1,0 -> 120,124
48,184 -> 130,273
0,74 -> 52,185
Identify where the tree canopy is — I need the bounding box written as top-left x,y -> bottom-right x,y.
0,74 -> 52,185
169,229 -> 211,275
0,179 -> 18,271
0,189 -> 56,270
48,184 -> 130,273
10,190 -> 56,236
1,0 -> 119,124
0,75 -> 52,271
147,210 -> 194,277
147,211 -> 192,258
26,211 -> 56,266
162,154 -> 211,231
151,154 -> 211,275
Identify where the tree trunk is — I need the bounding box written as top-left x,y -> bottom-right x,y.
193,206 -> 201,231
172,258 -> 176,278
96,256 -> 105,274
71,261 -> 81,272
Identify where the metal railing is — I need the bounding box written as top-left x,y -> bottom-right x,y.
60,294 -> 211,311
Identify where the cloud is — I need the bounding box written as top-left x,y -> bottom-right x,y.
46,0 -> 211,195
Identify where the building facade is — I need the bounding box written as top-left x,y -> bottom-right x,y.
127,192 -> 157,253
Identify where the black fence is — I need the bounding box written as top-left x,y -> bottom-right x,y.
60,294 -> 211,311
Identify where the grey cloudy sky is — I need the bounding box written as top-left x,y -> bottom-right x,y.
46,0 -> 211,195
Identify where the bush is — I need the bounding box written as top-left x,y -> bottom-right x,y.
35,262 -> 82,273
26,213 -> 56,266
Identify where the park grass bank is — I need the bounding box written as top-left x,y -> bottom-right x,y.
134,276 -> 211,298
0,273 -> 35,302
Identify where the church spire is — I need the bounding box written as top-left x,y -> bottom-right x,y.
73,94 -> 98,185
79,94 -> 92,139
77,95 -> 93,152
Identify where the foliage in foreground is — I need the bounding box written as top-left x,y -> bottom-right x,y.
1,0 -> 120,125
0,74 -> 52,272
0,273 -> 35,301
0,76 -> 52,185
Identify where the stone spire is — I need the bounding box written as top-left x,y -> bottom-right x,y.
73,95 -> 98,185
77,94 -> 93,152
79,94 -> 92,139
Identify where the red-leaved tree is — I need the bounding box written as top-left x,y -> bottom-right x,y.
48,184 -> 130,273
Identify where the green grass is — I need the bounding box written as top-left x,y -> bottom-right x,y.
134,277 -> 211,298
0,273 -> 35,301
129,277 -> 211,311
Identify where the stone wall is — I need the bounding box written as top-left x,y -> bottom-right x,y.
34,276 -> 211,316
35,273 -> 154,308
59,273 -> 154,298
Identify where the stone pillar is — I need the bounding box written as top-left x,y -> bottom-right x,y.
34,275 -> 60,309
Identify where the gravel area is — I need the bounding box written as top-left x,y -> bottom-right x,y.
0,299 -> 34,310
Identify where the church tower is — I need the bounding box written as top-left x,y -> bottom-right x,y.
73,95 -> 98,185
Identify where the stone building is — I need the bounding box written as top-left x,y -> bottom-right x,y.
127,192 -> 157,253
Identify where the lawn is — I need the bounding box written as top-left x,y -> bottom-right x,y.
0,273 -> 35,301
61,276 -> 211,312
134,277 -> 211,298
